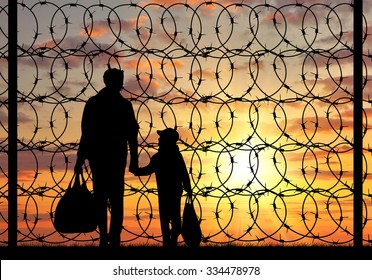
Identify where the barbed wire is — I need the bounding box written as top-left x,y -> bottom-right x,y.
0,0 -> 372,246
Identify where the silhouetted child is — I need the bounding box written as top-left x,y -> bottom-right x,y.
133,128 -> 192,247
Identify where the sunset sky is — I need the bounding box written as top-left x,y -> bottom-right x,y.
0,0 -> 372,246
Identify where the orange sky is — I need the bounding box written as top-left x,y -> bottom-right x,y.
0,0 -> 371,246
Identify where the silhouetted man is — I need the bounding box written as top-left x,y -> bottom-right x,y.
133,128 -> 192,247
75,68 -> 139,247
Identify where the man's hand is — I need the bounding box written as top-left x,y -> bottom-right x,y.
129,164 -> 138,175
187,190 -> 193,198
74,162 -> 83,174
129,157 -> 138,174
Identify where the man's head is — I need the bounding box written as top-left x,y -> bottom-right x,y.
103,68 -> 124,91
157,128 -> 179,147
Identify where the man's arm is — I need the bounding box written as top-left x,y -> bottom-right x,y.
127,101 -> 139,174
75,100 -> 92,173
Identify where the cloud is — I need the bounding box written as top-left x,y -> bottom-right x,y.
0,56 -> 7,72
0,109 -> 7,125
80,16 -> 148,40
123,74 -> 162,97
285,112 -> 353,138
80,19 -> 111,39
263,10 -> 302,27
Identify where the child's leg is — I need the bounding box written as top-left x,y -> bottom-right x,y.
170,197 -> 181,246
159,199 -> 171,247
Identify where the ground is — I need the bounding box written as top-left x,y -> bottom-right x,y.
1,245 -> 372,260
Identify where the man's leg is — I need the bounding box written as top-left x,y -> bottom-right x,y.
91,166 -> 109,247
96,194 -> 109,247
108,184 -> 124,247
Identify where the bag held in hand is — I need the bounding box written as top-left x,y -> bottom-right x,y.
181,196 -> 201,247
54,172 -> 97,233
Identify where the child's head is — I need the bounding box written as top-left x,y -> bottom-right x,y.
157,128 -> 179,147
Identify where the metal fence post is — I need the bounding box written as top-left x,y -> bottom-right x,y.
353,0 -> 363,248
8,0 -> 18,247
1,1 -> 368,248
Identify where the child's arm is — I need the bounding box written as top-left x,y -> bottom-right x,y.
133,154 -> 156,176
134,164 -> 154,176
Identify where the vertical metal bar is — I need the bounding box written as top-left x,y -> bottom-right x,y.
8,0 -> 18,247
353,0 -> 363,248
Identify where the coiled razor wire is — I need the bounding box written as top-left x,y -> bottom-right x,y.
0,0 -> 372,246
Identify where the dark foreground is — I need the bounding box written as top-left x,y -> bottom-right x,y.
1,245 -> 372,260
